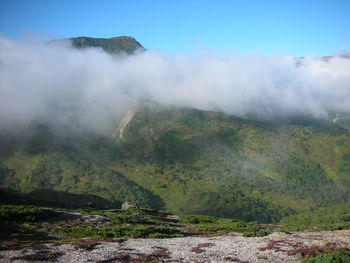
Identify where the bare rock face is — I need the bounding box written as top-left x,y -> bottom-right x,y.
114,110 -> 135,141
121,201 -> 139,209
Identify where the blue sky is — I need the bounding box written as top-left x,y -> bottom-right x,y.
0,0 -> 349,56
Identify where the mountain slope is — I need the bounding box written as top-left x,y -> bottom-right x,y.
1,37 -> 349,223
1,104 -> 349,222
109,105 -> 350,217
0,127 -> 164,210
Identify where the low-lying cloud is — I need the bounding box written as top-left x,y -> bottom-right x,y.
0,35 -> 349,135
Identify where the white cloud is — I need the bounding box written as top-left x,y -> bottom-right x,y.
0,36 -> 349,135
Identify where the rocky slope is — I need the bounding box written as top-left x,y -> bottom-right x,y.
1,231 -> 350,262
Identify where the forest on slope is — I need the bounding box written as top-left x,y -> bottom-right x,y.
1,103 -> 349,223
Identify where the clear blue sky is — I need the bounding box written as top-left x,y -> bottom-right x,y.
0,0 -> 349,56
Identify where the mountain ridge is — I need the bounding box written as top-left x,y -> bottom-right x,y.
49,36 -> 145,55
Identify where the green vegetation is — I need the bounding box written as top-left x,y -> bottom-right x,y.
179,214 -> 273,236
0,205 -> 277,242
243,228 -> 275,237
0,205 -> 56,221
61,225 -> 184,239
179,214 -> 227,224
0,205 -> 186,241
301,251 -> 350,263
280,202 -> 350,230
1,104 -> 349,223
0,203 -> 348,255
96,207 -> 168,226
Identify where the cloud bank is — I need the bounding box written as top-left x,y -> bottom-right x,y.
0,36 -> 349,135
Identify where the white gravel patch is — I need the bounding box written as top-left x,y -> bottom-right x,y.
1,230 -> 349,263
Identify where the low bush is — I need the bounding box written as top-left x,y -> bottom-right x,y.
0,205 -> 55,221
243,228 -> 274,237
301,251 -> 350,263
60,225 -> 184,238
196,222 -> 254,233
180,214 -> 240,225
94,208 -> 167,226
179,215 -> 218,224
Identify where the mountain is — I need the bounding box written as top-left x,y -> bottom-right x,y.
49,36 -> 144,55
1,37 -> 349,223
1,102 -> 350,223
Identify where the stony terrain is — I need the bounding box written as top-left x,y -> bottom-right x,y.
1,230 -> 349,263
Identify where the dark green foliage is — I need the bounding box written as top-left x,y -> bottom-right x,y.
26,190 -> 120,209
195,222 -> 254,234
301,251 -> 350,263
179,215 -> 221,224
97,208 -> 168,226
0,205 -> 56,221
339,153 -> 350,173
243,228 -> 274,237
60,225 -> 184,239
280,202 -> 350,229
180,214 -> 268,235
277,155 -> 345,203
0,188 -> 117,209
188,182 -> 295,222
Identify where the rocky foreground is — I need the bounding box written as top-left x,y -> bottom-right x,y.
1,230 -> 349,263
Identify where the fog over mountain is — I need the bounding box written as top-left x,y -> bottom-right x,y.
0,35 -> 349,135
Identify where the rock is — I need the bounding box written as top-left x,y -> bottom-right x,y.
121,201 -> 139,209
56,211 -> 111,226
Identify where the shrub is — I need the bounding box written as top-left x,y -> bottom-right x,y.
0,205 -> 55,221
60,225 -> 184,238
180,214 -> 240,225
180,215 -> 218,224
99,208 -> 165,226
301,251 -> 350,263
196,222 -> 254,233
243,228 -> 274,237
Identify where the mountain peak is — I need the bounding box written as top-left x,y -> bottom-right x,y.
50,36 -> 145,55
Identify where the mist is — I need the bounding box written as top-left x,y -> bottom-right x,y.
1,35 -> 350,135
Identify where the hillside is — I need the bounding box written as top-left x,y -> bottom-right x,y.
1,103 -> 349,223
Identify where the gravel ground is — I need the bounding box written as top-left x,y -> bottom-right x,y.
1,230 -> 349,262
